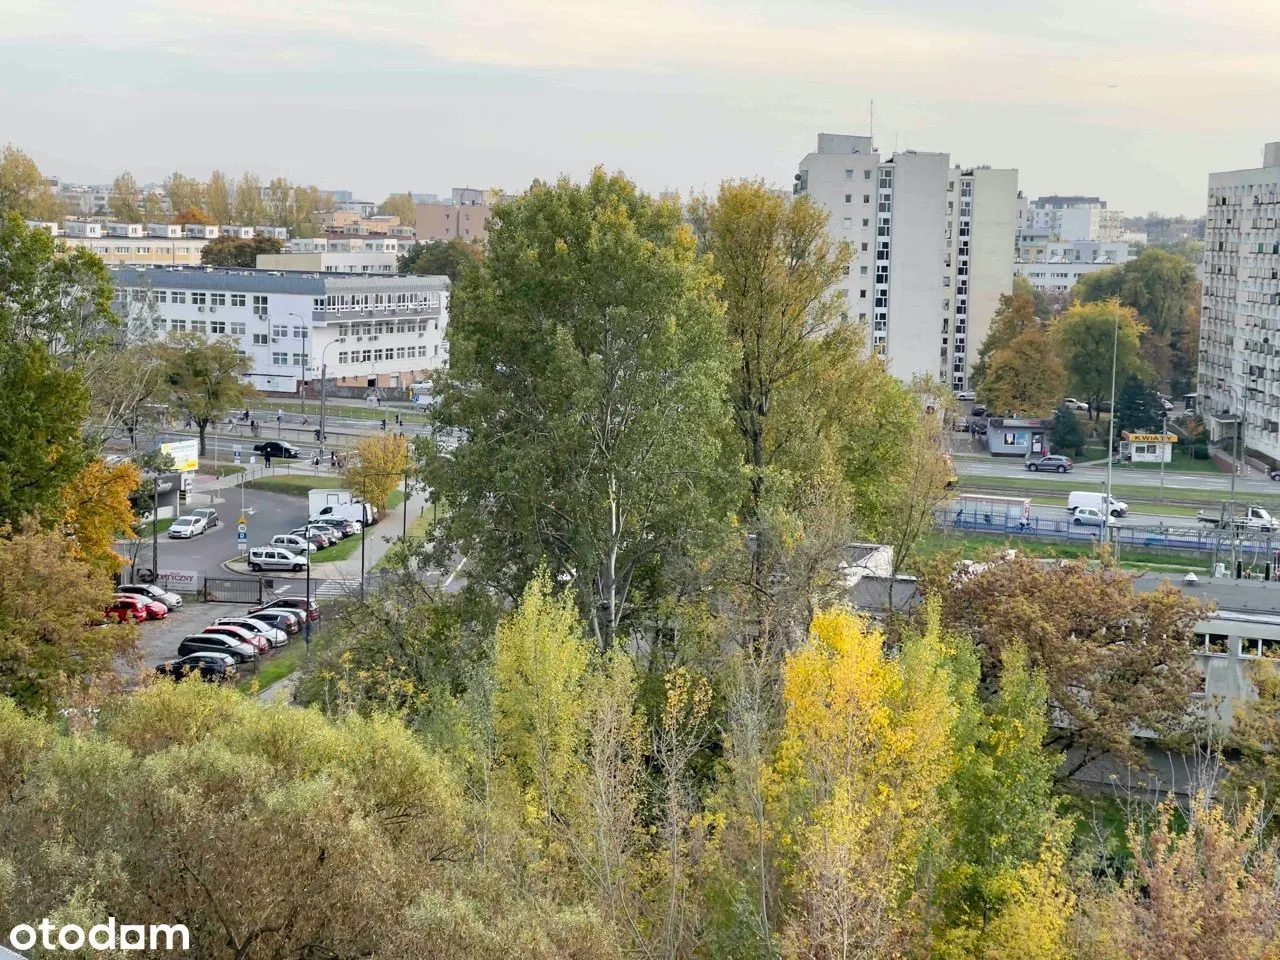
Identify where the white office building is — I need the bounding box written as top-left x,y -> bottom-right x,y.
1200,142 -> 1280,460
1014,240 -> 1132,297
795,133 -> 1018,390
109,266 -> 449,395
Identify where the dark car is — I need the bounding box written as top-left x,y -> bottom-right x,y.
1027,454 -> 1073,473
290,526 -> 336,549
155,651 -> 238,682
244,608 -> 303,634
177,633 -> 259,663
970,404 -> 987,418
253,440 -> 300,459
251,596 -> 320,623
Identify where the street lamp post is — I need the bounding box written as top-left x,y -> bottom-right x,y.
318,337 -> 347,463
1103,302 -> 1121,546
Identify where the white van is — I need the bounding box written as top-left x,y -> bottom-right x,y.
1068,490 -> 1128,518
247,546 -> 307,573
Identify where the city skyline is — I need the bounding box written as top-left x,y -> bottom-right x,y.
6,1 -> 1278,215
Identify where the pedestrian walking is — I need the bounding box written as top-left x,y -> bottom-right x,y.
330,450 -> 337,468
380,417 -> 387,431
264,451 -> 273,469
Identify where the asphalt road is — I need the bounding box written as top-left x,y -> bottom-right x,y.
954,454 -> 1280,497
123,488 -> 310,580
947,498 -> 1210,531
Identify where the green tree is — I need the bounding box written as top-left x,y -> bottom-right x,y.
163,171 -> 204,214
978,328 -> 1066,417
199,234 -> 283,267
1114,372 -> 1161,434
108,170 -> 142,222
0,145 -> 62,221
399,237 -> 485,281
0,215 -> 109,523
204,169 -> 233,223
141,190 -> 166,222
1049,403 -> 1086,457
157,333 -> 256,455
1013,274 -> 1054,320
426,170 -> 734,651
379,192 -> 417,223
232,171 -> 263,225
693,180 -> 849,517
1072,264 -> 1124,305
972,288 -> 1040,391
1052,299 -> 1146,420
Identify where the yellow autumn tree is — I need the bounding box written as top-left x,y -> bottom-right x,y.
772,605 -> 959,959
493,569 -> 592,840
58,458 -> 141,574
342,432 -> 410,510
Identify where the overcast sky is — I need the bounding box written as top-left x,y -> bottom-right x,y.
5,0 -> 1279,216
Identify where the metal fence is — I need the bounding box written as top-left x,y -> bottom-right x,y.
937,506 -> 1280,563
201,577 -> 264,604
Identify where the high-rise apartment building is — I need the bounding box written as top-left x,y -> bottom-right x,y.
1199,142 -> 1280,459
795,134 -> 1017,389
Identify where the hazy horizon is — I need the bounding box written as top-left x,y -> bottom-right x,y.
6,0 -> 1278,218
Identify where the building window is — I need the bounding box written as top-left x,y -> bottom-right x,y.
844,194 -> 852,203
338,352 -> 350,364
156,291 -> 167,303
272,325 -> 288,338
272,352 -> 288,365
862,219 -> 869,227
864,170 -> 872,179
861,242 -> 868,252
373,349 -> 385,361
361,350 -> 371,363
190,319 -> 207,334
253,295 -> 269,316
293,326 -> 307,339
170,317 -> 186,332
844,169 -> 853,180
842,218 -> 852,229
211,293 -> 226,306
210,319 -> 226,334
229,321 -> 246,335
338,324 -> 349,337
172,291 -> 186,304
860,265 -> 868,275
292,353 -> 306,366
192,292 -> 207,306
373,322 -> 385,335
231,293 -> 246,307
252,333 -> 268,345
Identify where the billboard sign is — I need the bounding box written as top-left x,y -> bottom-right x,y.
160,439 -> 199,473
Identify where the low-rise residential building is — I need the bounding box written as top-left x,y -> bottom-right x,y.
109,266 -> 449,395
413,188 -> 507,245
256,252 -> 398,274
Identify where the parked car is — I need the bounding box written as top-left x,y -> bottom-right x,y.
177,633 -> 258,663
247,546 -> 308,573
190,507 -> 220,528
116,582 -> 183,610
201,622 -> 269,654
252,596 -> 320,623
1062,397 -> 1090,412
270,533 -> 317,555
290,526 -> 335,549
253,440 -> 300,459
245,608 -> 303,634
167,514 -> 208,539
956,390 -> 977,402
1026,455 -> 1073,473
155,652 -> 238,682
212,616 -> 289,648
970,404 -> 988,418
311,517 -> 358,539
105,594 -> 153,623
1270,468 -> 1280,482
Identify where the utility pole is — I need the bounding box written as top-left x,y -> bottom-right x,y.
1160,413 -> 1168,502
1104,304 -> 1120,548
151,474 -> 160,582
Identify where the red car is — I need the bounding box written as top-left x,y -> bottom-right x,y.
201,623 -> 269,654
107,594 -> 166,623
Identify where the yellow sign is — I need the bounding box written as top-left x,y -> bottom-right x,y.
159,438 -> 199,472
1123,432 -> 1177,443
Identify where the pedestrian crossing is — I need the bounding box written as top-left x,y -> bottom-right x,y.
313,578 -> 363,598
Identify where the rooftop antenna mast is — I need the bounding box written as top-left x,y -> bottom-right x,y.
869,99 -> 874,142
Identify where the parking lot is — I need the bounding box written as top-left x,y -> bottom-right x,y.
131,600 -> 258,668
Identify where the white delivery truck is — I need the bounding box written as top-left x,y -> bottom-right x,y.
1067,490 -> 1128,518
308,489 -> 376,526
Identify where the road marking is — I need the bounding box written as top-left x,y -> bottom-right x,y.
444,556 -> 467,588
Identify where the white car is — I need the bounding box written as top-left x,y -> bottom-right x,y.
1062,398 -> 1091,412
270,533 -> 318,555
167,515 -> 208,538
211,616 -> 289,648
116,582 -> 183,610
956,390 -> 977,401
